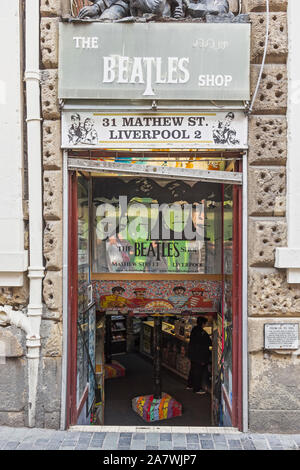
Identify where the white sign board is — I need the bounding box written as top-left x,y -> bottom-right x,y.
62,111 -> 248,150
264,323 -> 299,350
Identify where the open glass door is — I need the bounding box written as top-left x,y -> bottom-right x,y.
67,173 -> 97,426
67,152 -> 243,428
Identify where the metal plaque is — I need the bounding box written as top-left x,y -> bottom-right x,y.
62,110 -> 248,149
58,22 -> 251,101
264,323 -> 299,350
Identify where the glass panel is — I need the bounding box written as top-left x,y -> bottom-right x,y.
88,304 -> 96,413
92,176 -> 223,274
222,185 -> 233,407
77,175 -> 90,406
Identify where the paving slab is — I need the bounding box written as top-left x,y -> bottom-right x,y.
0,426 -> 300,451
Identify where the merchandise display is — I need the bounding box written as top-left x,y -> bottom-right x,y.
94,281 -> 218,426
104,360 -> 126,379
132,393 -> 182,422
108,314 -> 127,355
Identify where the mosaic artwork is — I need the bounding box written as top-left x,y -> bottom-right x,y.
132,393 -> 182,422
92,280 -> 221,312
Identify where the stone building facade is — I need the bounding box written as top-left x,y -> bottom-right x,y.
0,0 -> 299,433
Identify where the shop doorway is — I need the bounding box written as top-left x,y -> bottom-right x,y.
66,152 -> 243,430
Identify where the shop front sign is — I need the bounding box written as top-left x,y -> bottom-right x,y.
59,22 -> 250,101
62,110 -> 248,149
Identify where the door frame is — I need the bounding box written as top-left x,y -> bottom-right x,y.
61,150 -> 248,431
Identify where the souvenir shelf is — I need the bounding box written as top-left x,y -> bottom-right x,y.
140,320 -> 191,380
109,314 -> 127,355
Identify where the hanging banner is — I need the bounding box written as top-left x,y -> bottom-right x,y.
62,110 -> 248,150
58,22 -> 250,101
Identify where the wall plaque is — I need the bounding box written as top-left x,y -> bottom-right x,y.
264,323 -> 299,350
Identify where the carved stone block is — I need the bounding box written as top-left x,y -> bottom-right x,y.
44,220 -> 63,270
228,0 -> 239,13
40,0 -> 62,17
250,13 -> 287,62
43,170 -> 63,221
243,0 -> 287,12
41,321 -> 62,357
0,328 -> 25,358
248,167 -> 286,216
248,218 -> 287,266
41,18 -> 59,68
41,70 -> 60,120
248,268 -> 300,316
248,116 -> 287,165
43,120 -> 62,170
249,410 -> 300,433
248,352 -> 300,433
0,358 -> 27,411
0,281 -> 29,309
42,308 -> 62,321
250,64 -> 287,114
43,270 -> 63,311
0,411 -> 26,427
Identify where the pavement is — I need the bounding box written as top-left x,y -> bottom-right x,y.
0,425 -> 300,451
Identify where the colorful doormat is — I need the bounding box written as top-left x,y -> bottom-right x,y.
132,393 -> 182,422
104,361 -> 126,379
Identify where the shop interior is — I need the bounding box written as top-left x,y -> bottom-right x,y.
73,152 -> 238,427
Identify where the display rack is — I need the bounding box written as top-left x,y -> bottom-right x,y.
108,314 -> 127,355
140,320 -> 191,380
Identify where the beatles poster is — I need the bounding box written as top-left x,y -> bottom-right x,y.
92,177 -> 226,274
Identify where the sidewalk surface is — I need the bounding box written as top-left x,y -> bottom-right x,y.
0,425 -> 300,450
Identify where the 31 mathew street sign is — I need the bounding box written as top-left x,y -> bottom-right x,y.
58,22 -> 251,101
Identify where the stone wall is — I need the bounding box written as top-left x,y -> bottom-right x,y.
246,0 -> 300,433
35,0 -> 299,433
38,0 -> 64,429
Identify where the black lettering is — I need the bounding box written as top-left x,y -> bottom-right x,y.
147,243 -> 156,258
134,243 -> 141,256
142,130 -> 151,139
109,130 -> 118,139
171,129 -> 181,139
135,117 -> 143,126
188,117 -> 196,126
197,116 -> 206,126
133,130 -> 142,139
173,243 -> 180,257
161,130 -> 171,139
140,242 -> 147,257
168,243 -> 174,257
172,117 -> 184,126
122,117 -> 134,126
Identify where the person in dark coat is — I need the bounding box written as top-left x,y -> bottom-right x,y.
187,316 -> 212,394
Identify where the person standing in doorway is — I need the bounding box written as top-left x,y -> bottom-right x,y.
187,316 -> 212,394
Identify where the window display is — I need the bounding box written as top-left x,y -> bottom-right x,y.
92,177 -> 224,274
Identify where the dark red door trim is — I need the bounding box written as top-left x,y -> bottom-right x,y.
66,171 -> 78,428
232,164 -> 243,430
